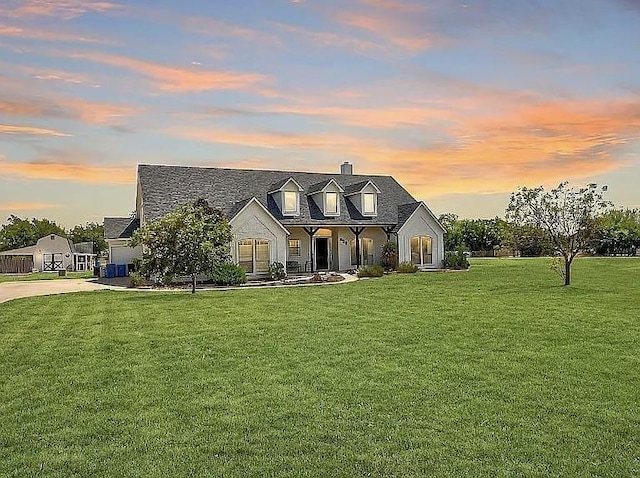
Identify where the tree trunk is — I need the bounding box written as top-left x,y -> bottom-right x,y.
191,274 -> 196,294
564,257 -> 571,286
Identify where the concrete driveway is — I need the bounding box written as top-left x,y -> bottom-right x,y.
0,279 -> 114,304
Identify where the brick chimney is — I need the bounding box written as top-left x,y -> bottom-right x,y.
340,162 -> 353,175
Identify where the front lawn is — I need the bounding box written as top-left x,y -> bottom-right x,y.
1,258 -> 638,476
0,271 -> 94,283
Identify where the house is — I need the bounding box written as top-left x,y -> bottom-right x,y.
0,234 -> 96,273
104,162 -> 445,277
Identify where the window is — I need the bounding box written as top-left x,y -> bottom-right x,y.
288,239 -> 300,256
362,238 -> 374,265
411,236 -> 433,265
238,239 -> 271,274
363,193 -> 376,215
283,191 -> 299,215
351,238 -> 374,265
255,239 -> 270,273
238,239 -> 254,273
422,236 -> 432,264
325,192 -> 338,215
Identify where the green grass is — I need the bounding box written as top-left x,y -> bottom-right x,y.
1,258 -> 638,477
0,271 -> 94,283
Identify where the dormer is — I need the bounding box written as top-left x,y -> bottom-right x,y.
268,177 -> 304,216
344,180 -> 381,217
307,179 -> 344,217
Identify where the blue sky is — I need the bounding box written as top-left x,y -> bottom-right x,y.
1,0 -> 639,227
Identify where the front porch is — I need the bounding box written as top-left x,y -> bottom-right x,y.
285,226 -> 391,273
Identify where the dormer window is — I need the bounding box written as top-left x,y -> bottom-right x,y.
268,177 -> 303,217
308,178 -> 344,217
325,192 -> 338,215
344,180 -> 380,217
363,192 -> 377,215
283,191 -> 299,215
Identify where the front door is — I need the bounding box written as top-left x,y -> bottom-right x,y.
315,237 -> 329,270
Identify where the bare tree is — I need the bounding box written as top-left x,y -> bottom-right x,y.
506,182 -> 610,285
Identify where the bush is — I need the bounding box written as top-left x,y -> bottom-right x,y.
380,241 -> 398,271
211,262 -> 246,285
444,247 -> 470,270
357,264 -> 384,278
129,271 -> 145,288
396,261 -> 418,273
269,261 -> 286,280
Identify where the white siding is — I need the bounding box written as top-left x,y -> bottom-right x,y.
34,234 -> 74,271
230,200 -> 288,274
109,240 -> 143,265
397,205 -> 445,268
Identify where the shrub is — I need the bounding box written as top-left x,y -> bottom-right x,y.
380,241 -> 398,271
396,261 -> 419,273
129,271 -> 145,288
444,247 -> 470,270
269,261 -> 286,280
357,264 -> 384,278
211,262 -> 246,285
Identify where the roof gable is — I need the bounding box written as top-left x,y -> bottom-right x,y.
104,217 -> 140,239
268,177 -> 304,193
395,202 -> 445,234
307,178 -> 344,194
229,197 -> 290,235
344,180 -> 381,195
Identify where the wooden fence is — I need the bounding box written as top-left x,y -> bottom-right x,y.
0,256 -> 34,274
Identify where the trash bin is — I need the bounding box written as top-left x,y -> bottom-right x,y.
117,264 -> 127,277
106,264 -> 116,279
58,270 -> 66,277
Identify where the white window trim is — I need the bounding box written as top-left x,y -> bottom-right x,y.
238,238 -> 271,274
411,235 -> 433,265
324,191 -> 340,216
362,192 -> 377,216
282,191 -> 300,216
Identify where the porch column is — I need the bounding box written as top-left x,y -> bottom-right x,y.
349,226 -> 365,268
382,226 -> 395,241
303,227 -> 319,272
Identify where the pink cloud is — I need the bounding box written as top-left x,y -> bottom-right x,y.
1,158 -> 135,184
0,201 -> 59,211
0,23 -> 110,43
0,96 -> 137,125
0,124 -> 71,137
0,0 -> 121,20
69,52 -> 269,93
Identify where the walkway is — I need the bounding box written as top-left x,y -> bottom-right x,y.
0,273 -> 358,304
0,279 -> 113,304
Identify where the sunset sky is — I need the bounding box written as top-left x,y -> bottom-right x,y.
1,0 -> 639,228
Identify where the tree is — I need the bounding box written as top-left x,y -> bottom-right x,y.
438,213 -> 464,252
130,199 -> 232,293
506,182 -> 610,285
507,223 -> 555,257
0,215 -> 66,251
68,222 -> 108,255
592,209 -> 640,256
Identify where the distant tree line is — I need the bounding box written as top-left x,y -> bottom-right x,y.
0,215 -> 107,254
439,208 -> 640,258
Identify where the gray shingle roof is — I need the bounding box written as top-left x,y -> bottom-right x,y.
343,180 -> 373,195
137,164 -> 419,227
104,217 -> 140,239
393,202 -> 422,232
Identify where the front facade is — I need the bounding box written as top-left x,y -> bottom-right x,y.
0,234 -> 96,273
105,163 -> 445,277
